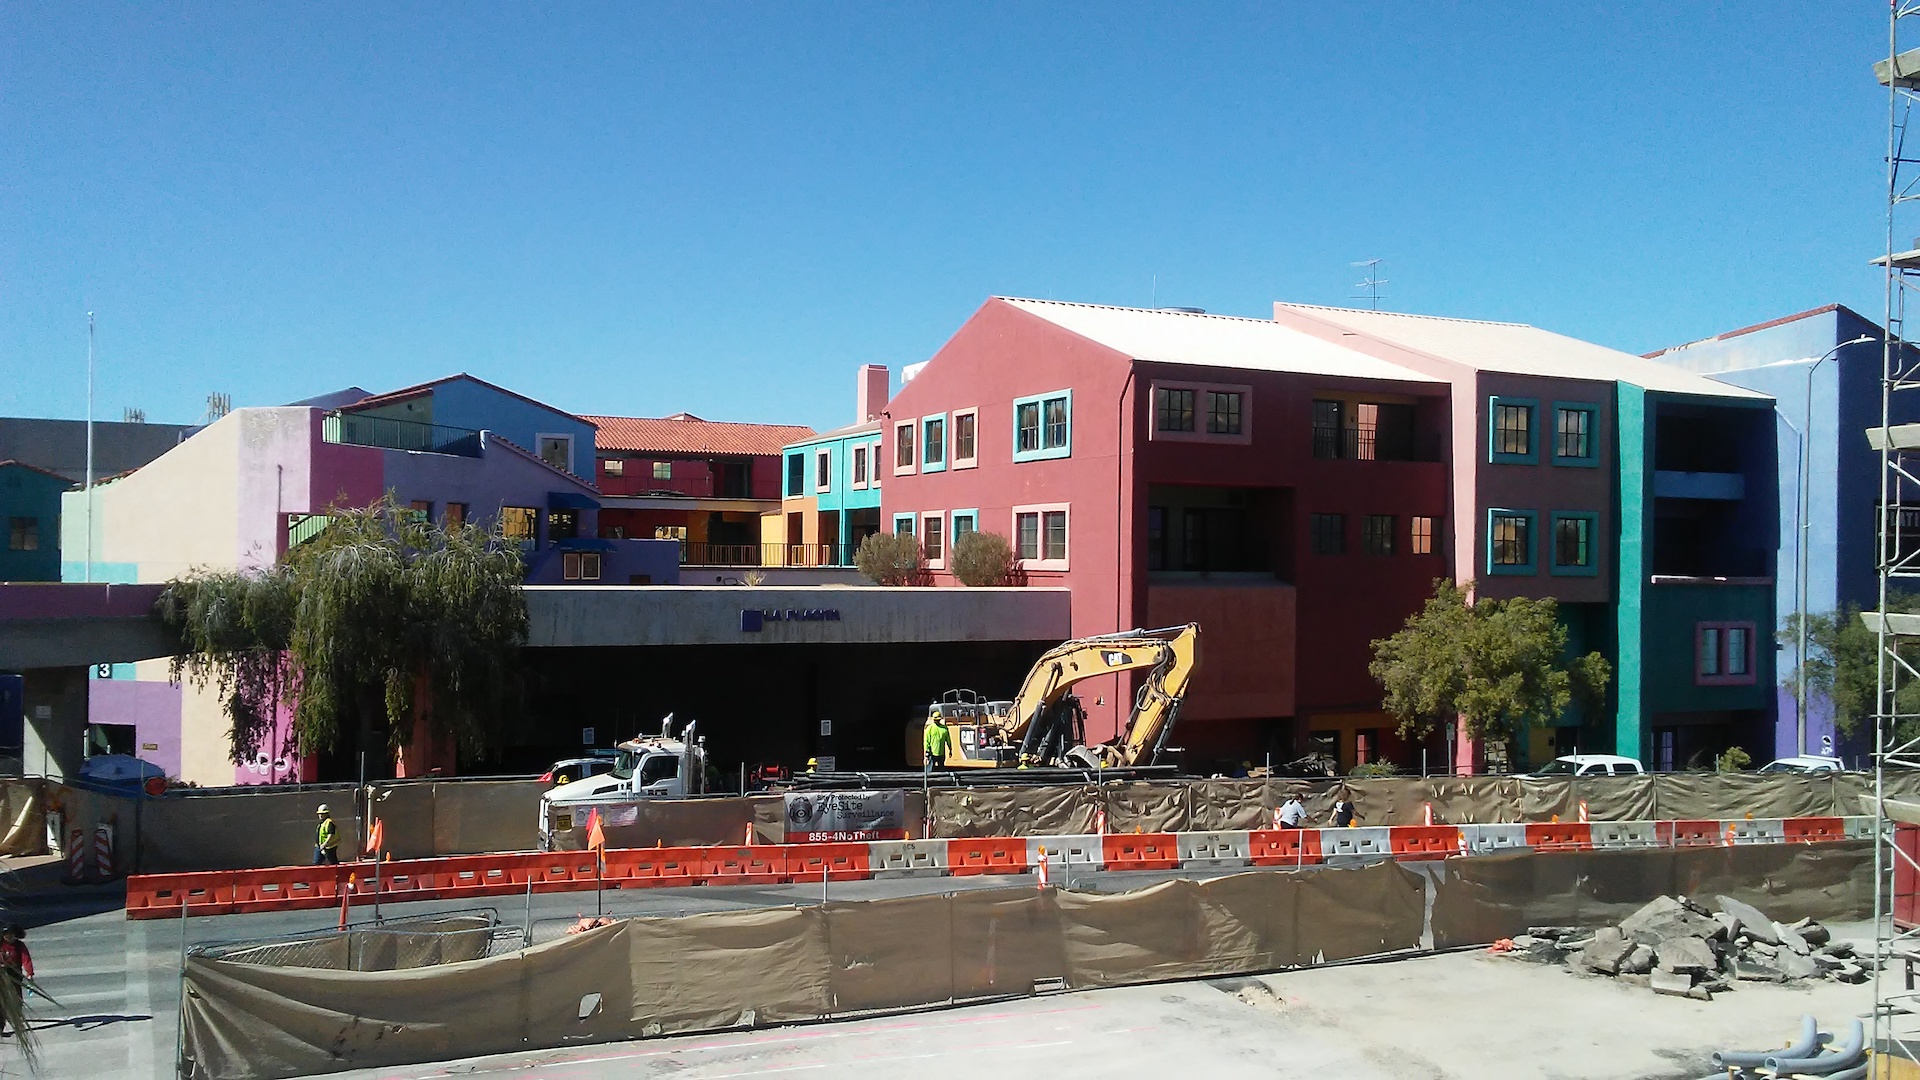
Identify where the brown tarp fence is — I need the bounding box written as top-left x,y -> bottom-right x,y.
0,778 -> 45,857
180,860 -> 1426,1080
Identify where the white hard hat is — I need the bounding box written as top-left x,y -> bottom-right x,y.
316,804 -> 331,815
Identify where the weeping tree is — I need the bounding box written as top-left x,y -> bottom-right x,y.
160,496 -> 529,772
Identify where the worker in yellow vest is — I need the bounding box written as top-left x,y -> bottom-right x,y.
314,804 -> 340,865
923,717 -> 951,772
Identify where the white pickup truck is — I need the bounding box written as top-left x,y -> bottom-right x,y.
537,716 -> 708,848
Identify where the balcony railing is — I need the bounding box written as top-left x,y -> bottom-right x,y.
681,542 -> 850,568
324,411 -> 484,458
1310,425 -> 1440,462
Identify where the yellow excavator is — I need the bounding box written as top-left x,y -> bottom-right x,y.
921,623 -> 1200,770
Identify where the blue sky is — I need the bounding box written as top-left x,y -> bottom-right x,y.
0,3 -> 1894,432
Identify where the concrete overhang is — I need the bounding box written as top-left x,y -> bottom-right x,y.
0,583 -> 178,670
524,585 -> 1073,648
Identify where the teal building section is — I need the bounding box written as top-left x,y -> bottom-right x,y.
781,421 -> 883,562
0,462 -> 69,582
1614,383 -> 1647,759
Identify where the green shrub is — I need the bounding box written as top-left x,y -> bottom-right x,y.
1716,745 -> 1752,772
854,532 -> 923,586
951,530 -> 1016,587
1349,760 -> 1399,778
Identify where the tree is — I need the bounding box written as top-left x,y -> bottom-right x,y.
1369,579 -> 1611,759
160,495 -> 528,772
950,530 -> 1017,587
1783,595 -> 1920,740
853,531 -> 923,586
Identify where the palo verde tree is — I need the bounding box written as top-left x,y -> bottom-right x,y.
159,495 -> 529,772
1369,579 -> 1611,762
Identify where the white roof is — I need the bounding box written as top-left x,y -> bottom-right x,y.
998,298 -> 1443,384
1274,304 -> 1770,401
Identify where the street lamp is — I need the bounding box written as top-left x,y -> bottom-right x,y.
1793,333 -> 1877,755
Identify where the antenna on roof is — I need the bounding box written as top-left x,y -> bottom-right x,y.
1351,259 -> 1387,311
203,392 -> 231,423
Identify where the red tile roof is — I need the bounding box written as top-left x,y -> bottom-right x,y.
583,415 -> 816,457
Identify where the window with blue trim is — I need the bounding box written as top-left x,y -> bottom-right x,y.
951,510 -> 978,542
1013,390 -> 1072,462
1488,397 -> 1537,464
1486,509 -> 1537,574
1552,403 -> 1599,466
922,416 -> 946,472
1550,511 -> 1599,576
892,513 -> 916,538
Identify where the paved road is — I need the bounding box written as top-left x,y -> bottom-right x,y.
9,865 -> 1263,1079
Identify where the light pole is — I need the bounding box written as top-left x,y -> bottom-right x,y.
1794,334 -> 1876,755
85,312 -> 95,583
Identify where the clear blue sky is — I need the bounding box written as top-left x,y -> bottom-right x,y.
0,3 -> 1895,432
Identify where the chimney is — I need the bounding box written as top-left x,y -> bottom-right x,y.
856,364 -> 890,423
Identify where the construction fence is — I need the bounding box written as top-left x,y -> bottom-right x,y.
176,841 -> 1874,1080
16,770 -> 1918,875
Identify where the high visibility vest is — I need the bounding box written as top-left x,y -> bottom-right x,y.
924,723 -> 951,761
317,817 -> 337,850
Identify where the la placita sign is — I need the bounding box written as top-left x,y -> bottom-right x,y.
740,608 -> 842,632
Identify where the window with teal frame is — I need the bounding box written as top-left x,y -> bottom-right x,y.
1013,390 -> 1072,462
1488,396 -> 1538,464
1486,508 -> 1537,575
1549,511 -> 1599,576
1551,402 -> 1600,467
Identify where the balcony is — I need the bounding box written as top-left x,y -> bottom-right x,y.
681,542 -> 850,568
1309,424 -> 1441,463
324,411 -> 483,458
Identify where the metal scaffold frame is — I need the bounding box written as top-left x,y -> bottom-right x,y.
1872,3 -> 1920,1071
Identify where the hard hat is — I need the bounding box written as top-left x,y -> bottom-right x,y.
806,758 -> 818,768
316,804 -> 331,815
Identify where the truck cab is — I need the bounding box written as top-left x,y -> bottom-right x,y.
538,716 -> 707,847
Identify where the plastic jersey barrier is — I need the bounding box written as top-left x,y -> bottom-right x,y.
1101,833 -> 1180,871
947,837 -> 1028,875
1248,828 -> 1323,866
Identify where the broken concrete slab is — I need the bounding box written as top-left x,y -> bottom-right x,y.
1655,936 -> 1718,976
1527,926 -> 1579,940
1802,922 -> 1832,947
1837,961 -> 1868,984
1711,912 -> 1741,942
1651,968 -> 1695,998
1713,897 -> 1781,945
1686,984 -> 1713,1001
1820,941 -> 1857,959
1812,953 -> 1844,972
1732,959 -> 1783,982
1617,972 -> 1652,988
1621,945 -> 1655,975
1582,930 -> 1636,975
1775,923 -> 1812,956
1622,896 -> 1720,946
1775,951 -> 1819,980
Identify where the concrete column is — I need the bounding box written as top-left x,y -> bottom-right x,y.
22,666 -> 89,779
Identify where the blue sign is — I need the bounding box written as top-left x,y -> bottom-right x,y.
740,608 -> 842,632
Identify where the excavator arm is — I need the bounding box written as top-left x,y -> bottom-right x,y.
1001,624 -> 1201,767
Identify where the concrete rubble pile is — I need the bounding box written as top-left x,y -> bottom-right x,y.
1498,895 -> 1871,1002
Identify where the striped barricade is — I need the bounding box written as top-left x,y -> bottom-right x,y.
868,839 -> 949,878
1102,833 -> 1181,871
1589,821 -> 1662,849
1177,830 -> 1252,869
1027,835 -> 1105,873
1388,825 -> 1461,861
1783,817 -> 1847,844
1319,826 -> 1391,860
1457,823 -> 1528,855
1248,828 -> 1322,866
948,837 -> 1028,875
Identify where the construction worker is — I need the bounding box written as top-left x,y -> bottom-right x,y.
1277,796 -> 1307,829
0,925 -> 31,1039
923,716 -> 951,772
314,804 -> 340,865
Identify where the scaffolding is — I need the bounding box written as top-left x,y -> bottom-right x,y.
1872,5 -> 1920,1071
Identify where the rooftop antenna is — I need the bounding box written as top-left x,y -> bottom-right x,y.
1351,259 -> 1388,310
85,312 -> 95,583
203,392 -> 231,423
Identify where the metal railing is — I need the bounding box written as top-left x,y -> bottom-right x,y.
1309,425 -> 1439,462
680,541 -> 851,567
323,411 -> 484,458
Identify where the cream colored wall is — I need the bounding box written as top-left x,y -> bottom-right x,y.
76,411 -> 245,581
177,678 -> 238,787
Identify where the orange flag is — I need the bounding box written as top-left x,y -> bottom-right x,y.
366,818 -> 385,859
586,807 -> 606,854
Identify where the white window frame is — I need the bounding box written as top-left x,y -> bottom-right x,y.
814,448 -> 832,494
894,422 -> 916,476
603,458 -> 625,477
951,407 -> 979,469
652,461 -> 672,480
870,441 -> 883,488
1148,381 -> 1253,445
922,512 -> 946,569
534,432 -> 576,474
851,444 -> 869,489
1012,502 -> 1070,571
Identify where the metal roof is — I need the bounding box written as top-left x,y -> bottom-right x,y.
584,415 -> 817,457
1273,304 -> 1771,400
997,298 -> 1444,384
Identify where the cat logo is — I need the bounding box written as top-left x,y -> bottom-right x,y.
1102,651 -> 1133,667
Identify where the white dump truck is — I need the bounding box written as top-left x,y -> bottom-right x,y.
537,715 -> 708,849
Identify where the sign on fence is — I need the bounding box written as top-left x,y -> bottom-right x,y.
783,790 -> 907,843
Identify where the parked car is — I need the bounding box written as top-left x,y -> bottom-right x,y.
541,752 -> 620,787
1524,754 -> 1645,778
1759,755 -> 1846,774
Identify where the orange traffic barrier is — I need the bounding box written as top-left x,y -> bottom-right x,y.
1389,825 -> 1463,860
230,866 -> 344,914
531,850 -> 603,893
604,846 -> 700,888
786,842 -> 870,882
1667,820 -> 1724,847
1102,833 -> 1180,871
1783,817 -> 1846,844
697,846 -> 789,886
1523,822 -> 1592,852
436,854 -> 534,900
1248,828 -> 1323,866
364,858 -> 442,904
126,871 -> 237,919
947,837 -> 1028,875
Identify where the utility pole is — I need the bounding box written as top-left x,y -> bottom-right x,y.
85,312 -> 95,583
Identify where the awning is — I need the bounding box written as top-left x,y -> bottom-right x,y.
547,491 -> 601,511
